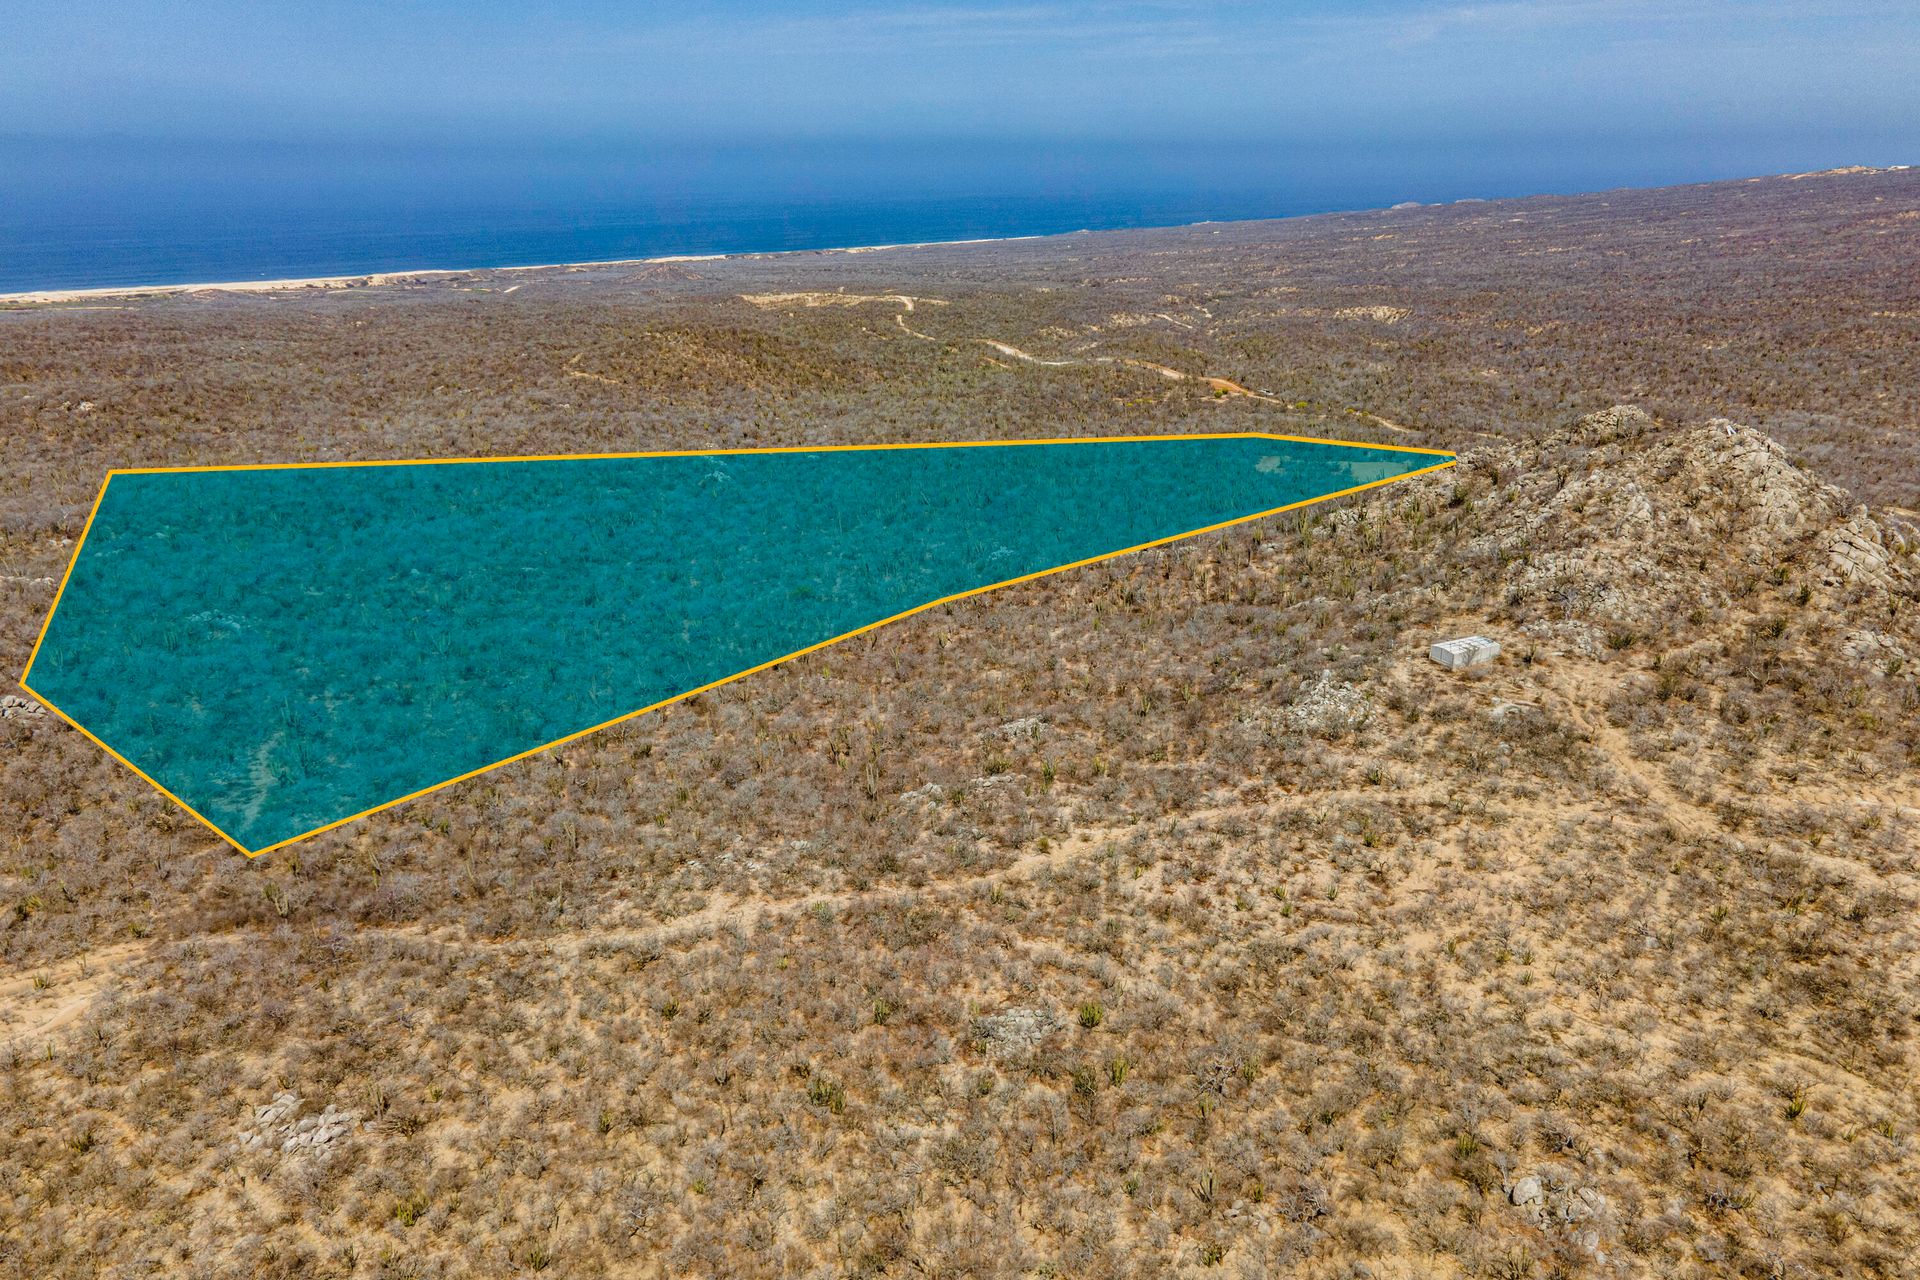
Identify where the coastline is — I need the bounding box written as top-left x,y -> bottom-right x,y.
3,164 -> 1906,307
0,233 -> 1058,306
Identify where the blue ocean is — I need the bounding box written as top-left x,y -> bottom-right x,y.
0,135 -> 1793,294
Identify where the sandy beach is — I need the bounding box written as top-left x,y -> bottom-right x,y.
0,234 -> 1058,306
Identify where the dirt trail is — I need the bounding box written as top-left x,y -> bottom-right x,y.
740,291 -> 1359,413
1537,671 -> 1715,837
0,940 -> 152,1052
740,292 -> 944,314
371,822 -> 1128,962
564,352 -> 623,386
730,291 -> 1489,443
365,778 -> 1469,964
977,339 -> 1283,402
0,831 -> 1104,1047
1540,661 -> 1919,846
1352,410 -> 1419,436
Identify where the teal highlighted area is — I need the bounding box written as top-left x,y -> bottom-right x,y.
22,435 -> 1451,854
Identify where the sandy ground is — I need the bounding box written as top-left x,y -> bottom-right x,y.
0,940 -> 152,1053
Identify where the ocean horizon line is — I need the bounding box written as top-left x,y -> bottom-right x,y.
4,164 -> 1907,305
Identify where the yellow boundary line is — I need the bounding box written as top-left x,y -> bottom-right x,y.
14,683 -> 255,854
99,430 -> 1453,476
21,473 -> 111,684
17,434 -> 1455,857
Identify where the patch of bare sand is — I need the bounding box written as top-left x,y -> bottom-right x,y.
0,941 -> 152,1053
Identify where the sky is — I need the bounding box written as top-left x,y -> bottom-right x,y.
5,0 -> 1914,152
1,1 -> 1916,284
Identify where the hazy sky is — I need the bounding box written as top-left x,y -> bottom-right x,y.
6,1 -> 1914,155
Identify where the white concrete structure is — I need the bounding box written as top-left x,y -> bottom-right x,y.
1429,635 -> 1501,670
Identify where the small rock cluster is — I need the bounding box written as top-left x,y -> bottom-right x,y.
1278,671 -> 1373,736
234,1092 -> 361,1161
1508,1165 -> 1612,1261
972,1006 -> 1061,1058
1234,672 -> 1375,742
1842,628 -> 1910,666
0,695 -> 46,721
990,715 -> 1047,741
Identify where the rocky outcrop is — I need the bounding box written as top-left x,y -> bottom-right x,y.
234,1092 -> 362,1162
1454,406 -> 1915,630
1824,507 -> 1912,589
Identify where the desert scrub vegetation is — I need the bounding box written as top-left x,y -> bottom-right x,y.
3,171 -> 1919,1277
4,402 -> 1914,1277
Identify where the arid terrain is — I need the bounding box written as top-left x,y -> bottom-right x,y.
3,169 -> 1918,1279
